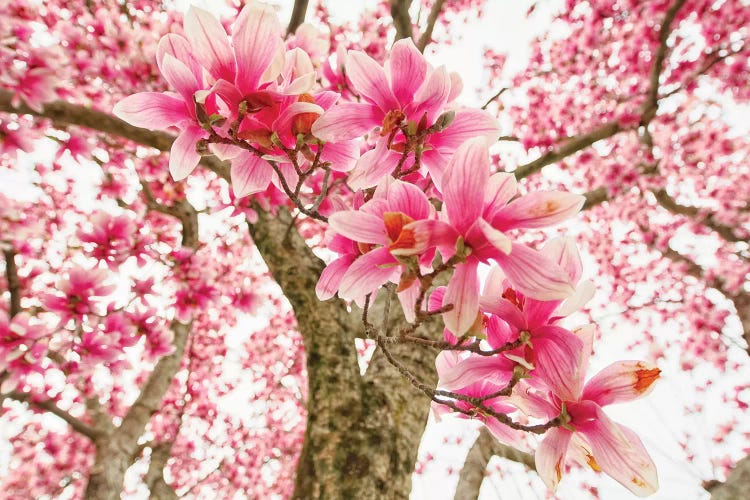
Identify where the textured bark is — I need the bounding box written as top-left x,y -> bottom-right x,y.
710,455 -> 750,500
454,427 -> 536,500
145,443 -> 178,500
3,248 -> 21,318
248,211 -> 437,499
513,121 -> 623,180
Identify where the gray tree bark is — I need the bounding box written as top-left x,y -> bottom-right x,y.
709,456 -> 750,500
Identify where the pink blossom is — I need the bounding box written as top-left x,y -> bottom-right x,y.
317,177 -> 435,317
42,267 -> 115,322
312,38 -> 500,190
412,138 -> 583,334
514,328 -> 660,496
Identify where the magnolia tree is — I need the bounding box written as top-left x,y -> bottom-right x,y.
0,0 -> 748,499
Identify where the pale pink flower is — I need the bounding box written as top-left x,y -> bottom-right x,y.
312,38 -> 500,190
316,178 -> 435,317
42,267 -> 115,322
514,328 -> 660,496
411,138 -> 584,334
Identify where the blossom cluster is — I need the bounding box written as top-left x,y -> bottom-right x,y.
109,3 -> 666,495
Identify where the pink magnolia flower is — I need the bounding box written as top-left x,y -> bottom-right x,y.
113,3 -> 286,181
77,212 -> 136,268
42,267 -> 115,323
0,312 -> 48,364
316,178 -> 435,318
475,238 -> 596,399
412,138 -> 584,334
514,329 -> 660,496
312,38 -> 500,190
433,351 -> 524,447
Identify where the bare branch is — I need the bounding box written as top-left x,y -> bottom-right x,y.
582,186 -> 610,210
417,0 -> 446,52
652,188 -> 747,242
454,427 -> 535,500
481,88 -> 508,110
513,121 -> 623,180
3,247 -> 21,318
140,182 -> 200,248
2,391 -> 101,439
144,442 -> 178,500
390,0 -> 414,41
286,0 -> 309,36
640,0 -> 687,125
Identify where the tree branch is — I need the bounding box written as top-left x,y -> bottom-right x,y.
286,0 -> 309,36
1,391 -> 101,439
640,0 -> 687,125
144,442 -> 178,500
513,121 -> 623,180
454,427 -> 536,500
652,188 -> 747,242
582,186 -> 610,210
390,0 -> 414,41
417,0 -> 446,52
3,247 -> 21,318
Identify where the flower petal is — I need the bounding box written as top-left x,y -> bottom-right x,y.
338,247 -> 400,301
156,34 -> 200,78
438,354 -> 513,391
412,65 -> 452,124
536,428 -> 573,492
387,38 -> 427,106
316,254 -> 357,300
329,210 -> 388,245
230,152 -> 273,197
113,93 -> 188,130
494,244 -> 575,301
582,361 -> 661,407
233,2 -> 282,92
161,54 -> 201,105
184,6 -> 235,81
531,325 -> 585,401
383,180 -> 432,220
311,102 -> 382,142
345,50 -> 399,112
483,172 -> 518,220
397,280 -> 420,323
556,279 -> 595,317
169,125 -> 206,181
320,141 -> 359,172
347,140 -> 401,191
431,108 -> 500,151
580,407 -> 659,497
443,260 -> 480,335
442,138 -> 490,234
492,191 -> 585,230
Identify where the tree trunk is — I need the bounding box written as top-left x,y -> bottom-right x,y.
710,455 -> 750,500
248,210 -> 438,499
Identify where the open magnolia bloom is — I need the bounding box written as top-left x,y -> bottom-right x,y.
435,236 -> 596,400
317,177 -> 436,316
113,2 -> 349,195
312,38 -> 501,190
410,138 -> 585,334
512,326 -> 661,496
